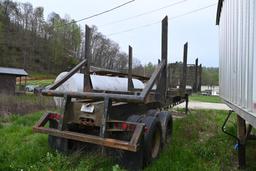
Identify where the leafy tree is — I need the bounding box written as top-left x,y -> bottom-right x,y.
202,67 -> 219,86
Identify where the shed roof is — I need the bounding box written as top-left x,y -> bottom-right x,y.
0,67 -> 28,76
216,0 -> 224,25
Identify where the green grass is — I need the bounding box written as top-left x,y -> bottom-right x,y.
1,110 -> 256,170
0,112 -> 116,171
189,94 -> 222,103
29,72 -> 56,79
27,79 -> 54,87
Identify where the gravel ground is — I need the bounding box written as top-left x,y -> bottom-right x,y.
174,101 -> 231,110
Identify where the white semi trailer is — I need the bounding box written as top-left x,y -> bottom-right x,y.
216,0 -> 256,168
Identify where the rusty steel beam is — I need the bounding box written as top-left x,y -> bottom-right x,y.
198,64 -> 202,91
33,113 -> 144,152
130,124 -> 144,145
42,89 -> 144,102
48,59 -> 87,90
84,25 -> 92,92
100,97 -> 112,138
237,115 -> 246,169
180,42 -> 188,96
156,16 -> 168,103
128,45 -> 134,91
140,60 -> 166,100
90,66 -> 149,81
34,112 -> 49,127
193,58 -> 198,92
33,127 -> 138,152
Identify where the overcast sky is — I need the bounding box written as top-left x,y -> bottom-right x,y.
18,0 -> 219,67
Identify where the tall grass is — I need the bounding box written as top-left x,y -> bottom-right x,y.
0,94 -> 55,115
0,112 -> 116,171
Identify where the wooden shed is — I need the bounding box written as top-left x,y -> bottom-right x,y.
0,67 -> 28,94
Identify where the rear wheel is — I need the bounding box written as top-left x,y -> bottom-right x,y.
158,111 -> 173,144
142,116 -> 163,166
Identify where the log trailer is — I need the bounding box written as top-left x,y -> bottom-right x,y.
33,16 -> 191,170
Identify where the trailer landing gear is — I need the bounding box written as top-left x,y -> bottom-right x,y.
222,110 -> 256,169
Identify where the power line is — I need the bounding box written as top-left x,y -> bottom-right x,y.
107,21 -> 160,36
99,0 -> 187,27
168,3 -> 217,20
63,0 -> 135,26
107,3 -> 217,36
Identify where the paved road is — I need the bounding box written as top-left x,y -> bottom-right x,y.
175,101 -> 231,110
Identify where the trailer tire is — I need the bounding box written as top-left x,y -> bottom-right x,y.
142,116 -> 163,166
158,111 -> 173,144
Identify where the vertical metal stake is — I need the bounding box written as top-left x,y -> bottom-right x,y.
156,16 -> 168,103
180,42 -> 188,96
84,25 -> 92,92
58,94 -> 71,130
193,58 -> 198,92
128,45 -> 134,91
185,94 -> 189,114
198,64 -> 202,91
100,97 -> 112,137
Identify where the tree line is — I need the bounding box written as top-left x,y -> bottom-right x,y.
0,0 -> 145,74
202,67 -> 219,86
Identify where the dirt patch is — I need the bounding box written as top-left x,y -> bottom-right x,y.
175,101 -> 230,110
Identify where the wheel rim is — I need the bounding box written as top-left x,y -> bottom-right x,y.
151,127 -> 161,159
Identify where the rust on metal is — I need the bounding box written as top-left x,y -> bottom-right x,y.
193,58 -> 198,92
33,112 -> 143,152
180,42 -> 188,96
130,124 -> 144,145
100,97 -> 112,138
42,89 -> 144,102
84,25 -> 92,92
156,16 -> 168,103
198,64 -> 202,91
140,60 -> 166,100
90,66 -> 149,81
128,45 -> 134,91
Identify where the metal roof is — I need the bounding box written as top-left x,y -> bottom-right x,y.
216,0 -> 224,25
0,67 -> 28,76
